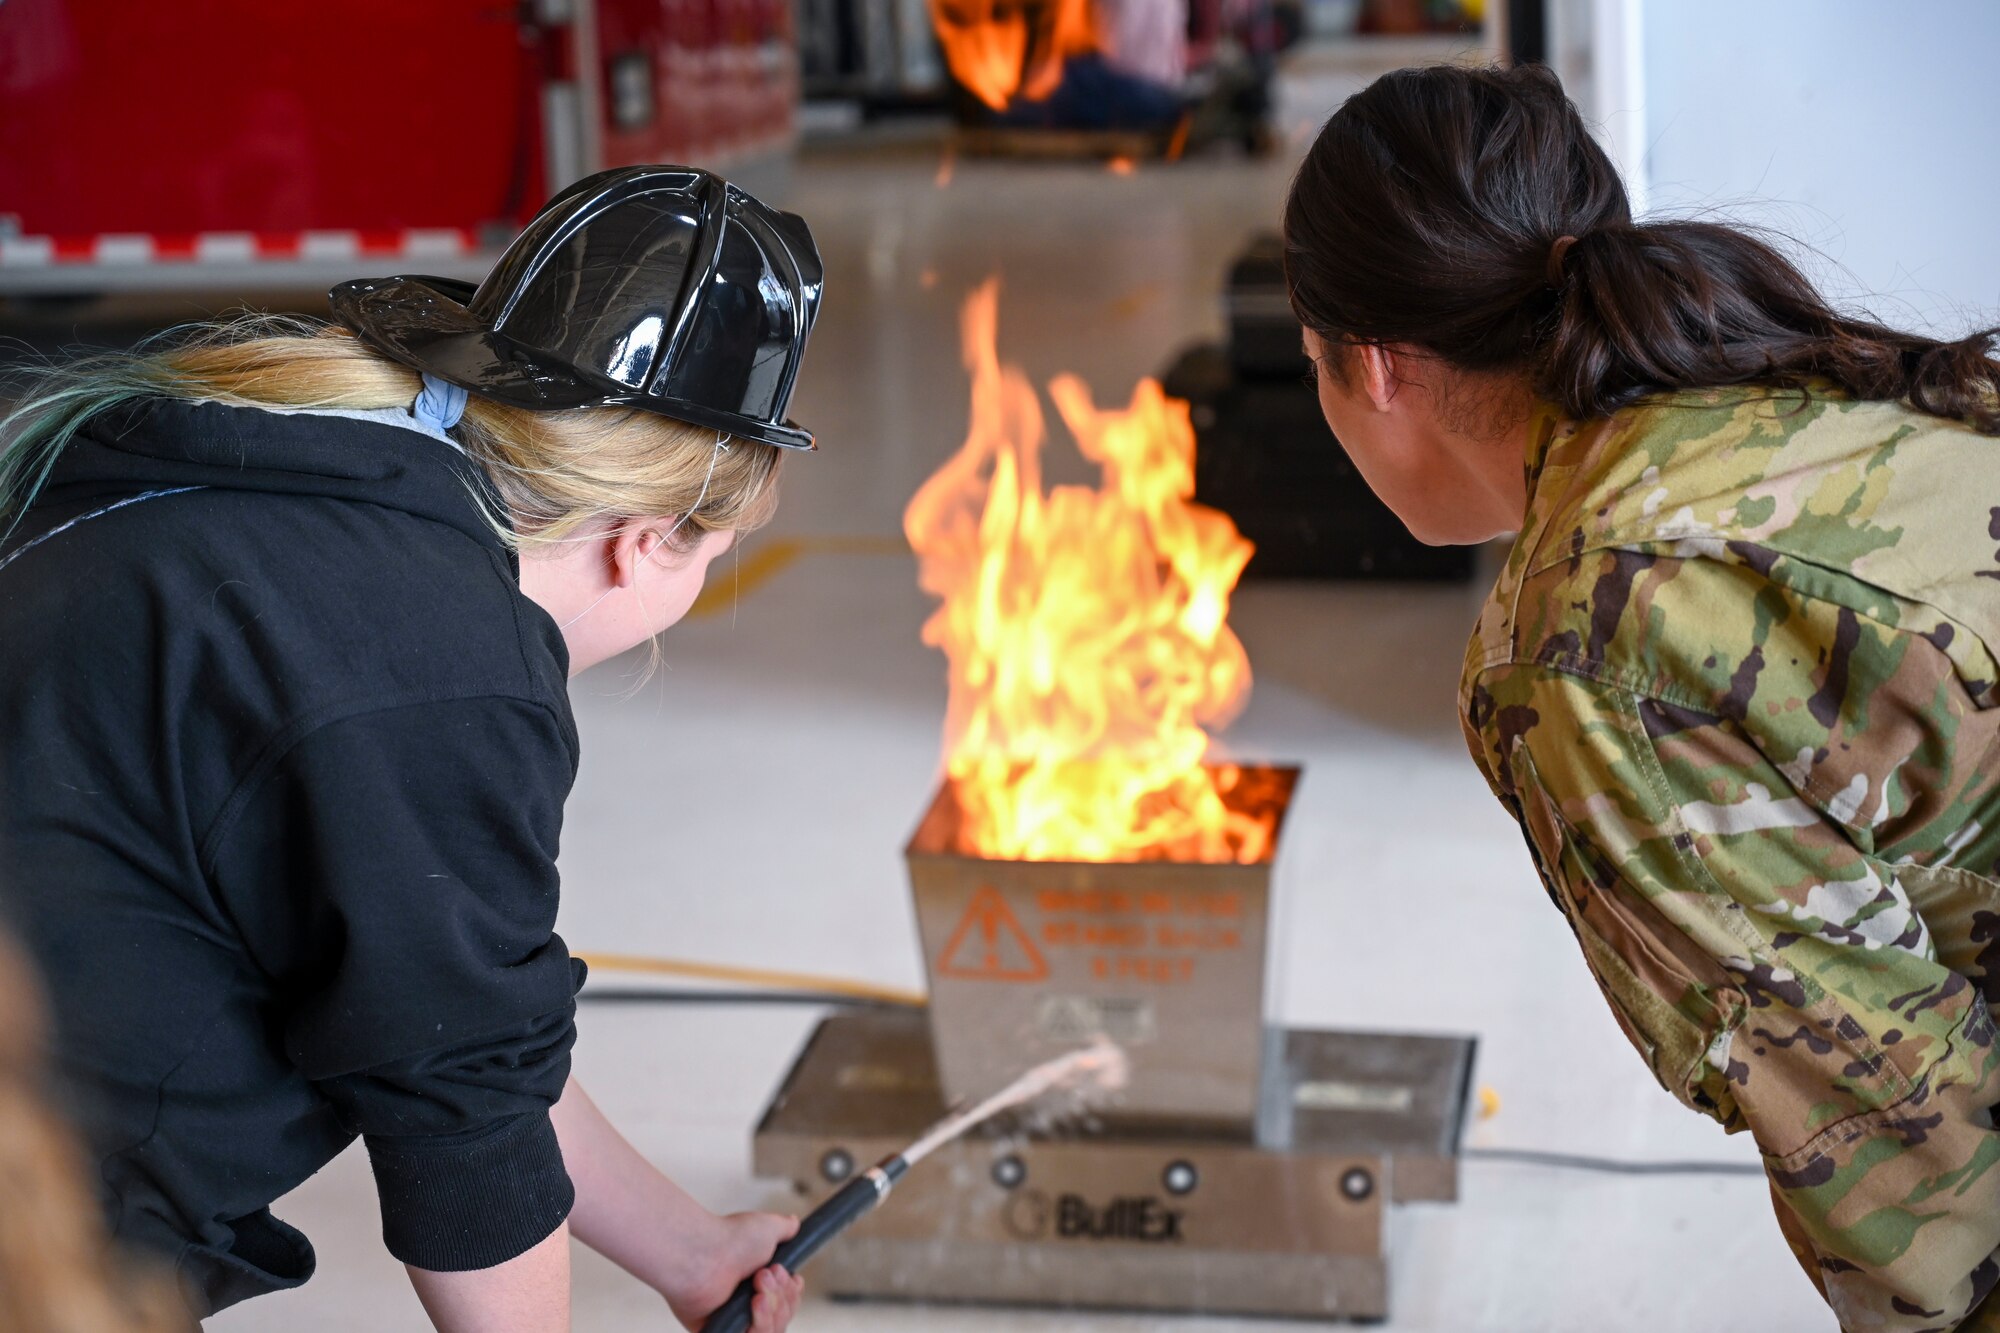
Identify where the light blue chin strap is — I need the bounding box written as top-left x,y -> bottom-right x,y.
412,373 -> 470,433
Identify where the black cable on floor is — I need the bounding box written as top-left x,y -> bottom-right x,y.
1466,1146 -> 1764,1177
578,987 -> 909,1009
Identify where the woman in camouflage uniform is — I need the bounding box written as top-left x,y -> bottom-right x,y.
1284,65 -> 2000,1331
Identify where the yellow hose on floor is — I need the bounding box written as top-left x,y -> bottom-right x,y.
577,951 -> 927,1009
686,534 -> 909,620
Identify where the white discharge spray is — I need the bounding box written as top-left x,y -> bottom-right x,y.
902,1036 -> 1129,1166
560,431 -> 728,630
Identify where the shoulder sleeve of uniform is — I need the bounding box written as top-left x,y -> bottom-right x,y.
1490,660 -> 2000,1328
1507,549 -> 1999,864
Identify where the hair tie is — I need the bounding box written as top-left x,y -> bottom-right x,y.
412,373 -> 469,433
1546,234 -> 1580,287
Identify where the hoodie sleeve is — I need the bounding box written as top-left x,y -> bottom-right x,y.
205,695 -> 583,1271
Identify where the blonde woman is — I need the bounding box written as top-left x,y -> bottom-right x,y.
0,167 -> 816,1331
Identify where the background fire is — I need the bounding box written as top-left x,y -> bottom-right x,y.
926,0 -> 1100,111
905,279 -> 1267,864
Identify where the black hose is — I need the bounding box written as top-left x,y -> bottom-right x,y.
1465,1146 -> 1763,1177
577,987 -> 913,1009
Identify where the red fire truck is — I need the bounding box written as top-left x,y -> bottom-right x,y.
0,0 -> 798,296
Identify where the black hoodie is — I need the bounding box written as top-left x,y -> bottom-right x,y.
0,397 -> 583,1314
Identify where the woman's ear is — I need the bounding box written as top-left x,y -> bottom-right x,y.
605,518 -> 669,589
1354,343 -> 1400,411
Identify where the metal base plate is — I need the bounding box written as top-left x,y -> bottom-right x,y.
752,1010 -> 1476,1322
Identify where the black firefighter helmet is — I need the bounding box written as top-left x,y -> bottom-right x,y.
330,165 -> 824,451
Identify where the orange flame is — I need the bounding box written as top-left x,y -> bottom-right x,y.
904,280 -> 1263,863
930,0 -> 1099,112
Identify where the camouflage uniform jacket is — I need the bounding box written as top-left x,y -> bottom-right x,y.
1463,386 -> 2000,1332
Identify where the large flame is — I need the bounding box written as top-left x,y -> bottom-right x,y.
905,280 -> 1264,863
929,0 -> 1098,111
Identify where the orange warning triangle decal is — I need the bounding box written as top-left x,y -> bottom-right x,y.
936,886 -> 1049,982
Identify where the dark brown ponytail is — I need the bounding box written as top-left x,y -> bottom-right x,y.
1282,64 -> 2000,433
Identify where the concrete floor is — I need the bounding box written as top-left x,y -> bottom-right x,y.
5,81 -> 1828,1333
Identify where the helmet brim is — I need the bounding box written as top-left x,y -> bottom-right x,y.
329,275 -> 817,452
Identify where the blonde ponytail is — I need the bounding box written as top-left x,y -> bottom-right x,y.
0,316 -> 783,548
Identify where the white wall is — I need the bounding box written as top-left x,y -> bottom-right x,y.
1633,0 -> 2000,336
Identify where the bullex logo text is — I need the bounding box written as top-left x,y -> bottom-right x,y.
1054,1194 -> 1184,1243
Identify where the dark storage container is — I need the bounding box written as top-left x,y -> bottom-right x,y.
1164,343 -> 1476,583
1225,233 -> 1311,381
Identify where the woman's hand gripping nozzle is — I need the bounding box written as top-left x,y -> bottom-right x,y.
697,1037 -> 1130,1333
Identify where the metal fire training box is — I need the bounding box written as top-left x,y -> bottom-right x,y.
907,766 -> 1298,1130
749,765 -> 1477,1322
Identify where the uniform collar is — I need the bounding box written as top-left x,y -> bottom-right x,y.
1519,399 -> 1569,507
